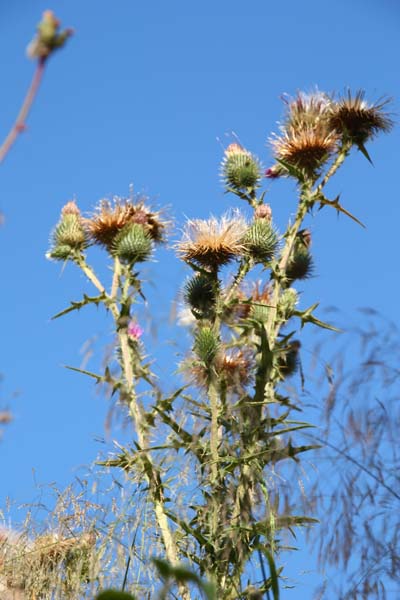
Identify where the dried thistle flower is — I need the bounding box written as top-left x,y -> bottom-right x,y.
86,198 -> 166,250
234,281 -> 272,321
186,349 -> 253,391
282,91 -> 332,131
221,143 -> 262,191
328,90 -> 394,146
177,213 -> 247,268
270,127 -> 338,177
47,200 -> 87,261
270,91 -> 340,177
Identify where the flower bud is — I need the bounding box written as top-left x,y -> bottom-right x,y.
184,274 -> 216,319
242,219 -> 278,263
193,327 -> 219,364
47,201 -> 87,261
222,144 -> 262,191
112,223 -> 152,264
254,203 -> 272,221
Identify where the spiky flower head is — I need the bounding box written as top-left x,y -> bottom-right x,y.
242,219 -> 278,263
184,273 -> 216,319
177,212 -> 247,269
221,143 -> 262,191
187,349 -> 253,391
111,223 -> 153,264
270,127 -> 338,178
47,200 -> 87,261
193,327 -> 220,364
282,91 -> 332,131
328,90 -> 393,147
285,232 -> 314,284
86,198 -> 166,250
277,340 -> 301,379
270,91 -> 339,178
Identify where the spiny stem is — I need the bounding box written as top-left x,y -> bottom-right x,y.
0,59 -> 46,163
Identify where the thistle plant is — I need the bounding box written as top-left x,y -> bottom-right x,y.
46,89 -> 392,598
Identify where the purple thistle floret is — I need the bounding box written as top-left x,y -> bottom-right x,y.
127,320 -> 144,340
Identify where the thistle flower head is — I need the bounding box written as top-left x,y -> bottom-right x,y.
221,143 -> 262,191
242,218 -> 278,263
127,320 -> 144,340
270,127 -> 338,177
176,212 -> 247,269
270,90 -> 339,178
86,198 -> 166,250
282,91 -> 332,131
47,200 -> 87,261
328,90 -> 394,146
234,281 -> 272,321
112,222 -> 153,264
186,348 -> 253,391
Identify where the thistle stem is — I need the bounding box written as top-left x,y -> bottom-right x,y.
0,59 -> 46,163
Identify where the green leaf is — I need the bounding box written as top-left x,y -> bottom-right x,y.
294,303 -> 342,332
64,365 -> 103,382
52,292 -> 108,319
96,591 -> 137,600
275,158 -> 305,182
256,546 -> 280,600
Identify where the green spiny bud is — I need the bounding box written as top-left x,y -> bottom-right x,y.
193,327 -> 219,364
112,223 -> 152,264
222,144 -> 262,191
47,201 -> 87,261
242,219 -> 278,263
278,288 -> 299,320
286,245 -> 313,283
184,274 -> 216,318
277,340 -> 301,379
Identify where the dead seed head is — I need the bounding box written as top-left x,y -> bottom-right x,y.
328,90 -> 394,145
86,198 -> 166,249
177,213 -> 247,268
270,127 -> 338,174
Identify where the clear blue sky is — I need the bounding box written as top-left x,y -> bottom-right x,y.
0,1 -> 398,597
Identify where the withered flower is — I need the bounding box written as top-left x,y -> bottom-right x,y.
176,213 -> 247,269
328,90 -> 393,146
235,280 -> 273,321
270,127 -> 338,176
86,198 -> 166,249
186,349 -> 253,391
